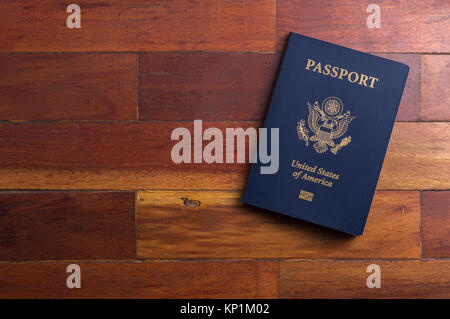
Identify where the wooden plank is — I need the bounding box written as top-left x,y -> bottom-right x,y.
0,122 -> 447,190
0,192 -> 135,261
377,122 -> 450,190
0,54 -> 136,120
280,260 -> 450,298
420,55 -> 450,121
139,53 -> 418,121
277,0 -> 450,52
137,191 -> 420,259
0,261 -> 278,298
422,191 -> 450,258
0,0 -> 275,52
0,121 -> 250,190
139,53 -> 280,121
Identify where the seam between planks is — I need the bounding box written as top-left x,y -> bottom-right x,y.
2,51 -> 450,55
1,258 -> 450,265
420,191 -> 423,260
134,191 -> 138,259
419,54 -> 423,120
0,189 -> 449,192
0,120 -> 449,124
136,53 -> 139,120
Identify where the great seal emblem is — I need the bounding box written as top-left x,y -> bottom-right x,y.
297,97 -> 355,154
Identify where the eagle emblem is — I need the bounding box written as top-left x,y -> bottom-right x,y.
297,97 -> 355,154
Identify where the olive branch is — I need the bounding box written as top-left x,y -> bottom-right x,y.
297,120 -> 309,146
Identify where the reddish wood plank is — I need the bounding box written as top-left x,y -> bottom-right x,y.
0,261 -> 278,298
420,55 -> 450,121
422,191 -> 450,258
0,0 -> 275,52
277,0 -> 450,52
139,53 -> 418,121
0,54 -> 136,120
280,260 -> 450,298
0,122 -> 447,190
139,53 -> 280,121
137,191 -> 420,259
0,121 -> 251,190
0,192 -> 135,261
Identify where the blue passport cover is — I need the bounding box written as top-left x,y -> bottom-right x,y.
242,33 -> 409,236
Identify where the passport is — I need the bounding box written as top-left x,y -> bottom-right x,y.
242,32 -> 409,236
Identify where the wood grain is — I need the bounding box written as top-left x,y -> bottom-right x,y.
137,191 -> 420,259
422,191 -> 450,258
0,122 -> 447,190
0,121 -> 251,190
280,260 -> 450,298
377,122 -> 450,190
277,0 -> 450,52
139,52 -> 418,121
0,0 -> 275,52
0,54 -> 136,120
0,261 -> 278,298
0,192 -> 135,261
139,53 -> 280,121
420,55 -> 450,121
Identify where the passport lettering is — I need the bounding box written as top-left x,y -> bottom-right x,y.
291,160 -> 340,188
305,58 -> 380,88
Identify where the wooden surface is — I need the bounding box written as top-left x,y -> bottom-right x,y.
0,122 -> 448,190
139,53 -> 280,121
137,191 -> 420,259
0,0 -> 275,52
0,0 -> 448,298
0,54 -> 137,120
420,55 -> 450,120
277,0 -> 450,52
0,192 -> 135,261
377,122 -> 449,190
280,261 -> 450,298
0,261 -> 278,298
139,53 -> 419,121
422,191 -> 450,258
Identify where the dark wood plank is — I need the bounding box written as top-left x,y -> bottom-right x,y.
0,192 -> 135,261
0,121 -> 251,190
277,0 -> 450,52
0,122 -> 447,190
139,53 -> 418,121
422,191 -> 450,258
139,53 -> 280,121
280,260 -> 450,298
0,54 -> 136,120
0,0 -> 275,52
137,191 -> 420,259
0,261 -> 278,298
420,55 -> 450,121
